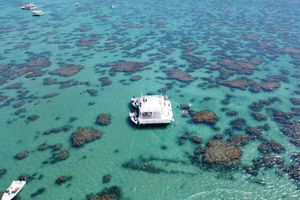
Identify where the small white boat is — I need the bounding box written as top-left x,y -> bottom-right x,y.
1,180 -> 26,200
111,3 -> 119,9
182,110 -> 189,115
21,3 -> 37,10
32,10 -> 45,16
129,95 -> 174,125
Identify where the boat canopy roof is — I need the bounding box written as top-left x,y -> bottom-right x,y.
139,95 -> 164,113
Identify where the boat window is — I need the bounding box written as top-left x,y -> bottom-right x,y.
152,112 -> 161,118
141,112 -> 153,118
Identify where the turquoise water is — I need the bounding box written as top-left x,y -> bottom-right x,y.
0,0 -> 300,199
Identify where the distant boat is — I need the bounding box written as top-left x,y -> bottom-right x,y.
129,95 -> 174,125
1,179 -> 26,200
32,10 -> 45,16
21,3 -> 37,10
111,3 -> 118,9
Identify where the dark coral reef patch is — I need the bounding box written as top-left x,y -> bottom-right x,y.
96,113 -> 111,126
50,64 -> 83,77
191,110 -> 218,125
280,123 -> 300,147
0,168 -> 7,178
217,58 -> 261,75
257,140 -> 285,155
202,140 -> 243,168
14,150 -> 29,160
71,128 -> 103,147
166,69 -> 196,83
98,61 -> 151,74
86,186 -> 122,200
55,175 -> 73,185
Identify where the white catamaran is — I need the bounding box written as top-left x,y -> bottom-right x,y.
1,179 -> 26,200
32,10 -> 45,16
20,3 -> 37,10
129,95 -> 174,125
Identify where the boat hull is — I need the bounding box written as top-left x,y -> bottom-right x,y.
137,119 -> 173,124
129,112 -> 138,124
1,181 -> 26,200
129,114 -> 173,125
32,11 -> 45,16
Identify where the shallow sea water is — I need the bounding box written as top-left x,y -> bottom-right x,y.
0,0 -> 300,199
